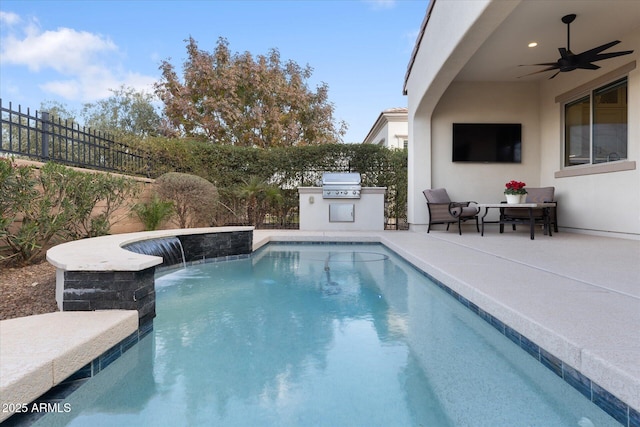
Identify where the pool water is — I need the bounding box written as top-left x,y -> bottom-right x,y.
35,243 -> 619,426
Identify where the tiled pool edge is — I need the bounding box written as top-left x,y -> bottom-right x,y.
262,239 -> 638,427
383,242 -> 639,427
422,270 -> 639,427
1,320 -> 153,427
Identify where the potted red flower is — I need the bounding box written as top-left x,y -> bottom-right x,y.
504,180 -> 527,204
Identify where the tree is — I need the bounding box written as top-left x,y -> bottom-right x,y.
40,100 -> 78,123
82,86 -> 162,138
155,37 -> 347,147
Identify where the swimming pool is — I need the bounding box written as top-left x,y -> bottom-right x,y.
34,243 -> 619,426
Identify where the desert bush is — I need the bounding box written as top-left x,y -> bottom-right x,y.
1,162 -> 79,264
156,172 -> 218,228
67,171 -> 140,238
0,159 -> 140,265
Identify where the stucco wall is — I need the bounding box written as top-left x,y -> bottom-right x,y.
8,159 -> 153,235
387,120 -> 408,149
368,123 -> 389,147
405,0 -> 519,227
431,82 -> 540,213
298,187 -> 386,231
537,26 -> 640,236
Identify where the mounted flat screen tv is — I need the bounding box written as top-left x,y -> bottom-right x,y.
452,123 -> 522,163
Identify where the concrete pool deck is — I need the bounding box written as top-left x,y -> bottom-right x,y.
0,227 -> 638,423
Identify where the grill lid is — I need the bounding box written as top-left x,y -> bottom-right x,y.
321,172 -> 361,186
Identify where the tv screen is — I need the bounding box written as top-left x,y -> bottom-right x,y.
452,123 -> 522,163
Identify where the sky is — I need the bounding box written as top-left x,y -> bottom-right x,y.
0,0 -> 428,143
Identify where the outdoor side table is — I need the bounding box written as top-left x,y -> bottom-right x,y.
478,203 -> 556,240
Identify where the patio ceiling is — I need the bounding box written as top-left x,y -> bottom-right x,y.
455,0 -> 640,82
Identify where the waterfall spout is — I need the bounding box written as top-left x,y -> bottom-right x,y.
124,237 -> 187,269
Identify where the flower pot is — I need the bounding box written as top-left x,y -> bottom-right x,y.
505,194 -> 521,204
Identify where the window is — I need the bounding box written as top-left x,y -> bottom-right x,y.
564,77 -> 627,166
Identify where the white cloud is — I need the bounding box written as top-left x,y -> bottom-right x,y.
0,11 -> 21,26
2,26 -> 118,73
364,0 -> 396,10
0,13 -> 156,103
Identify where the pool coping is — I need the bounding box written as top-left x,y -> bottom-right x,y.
46,226 -> 254,271
0,311 -> 139,423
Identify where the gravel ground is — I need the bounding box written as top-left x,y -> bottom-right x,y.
0,261 -> 58,321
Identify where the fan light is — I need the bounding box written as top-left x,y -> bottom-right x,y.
528,42 -> 538,48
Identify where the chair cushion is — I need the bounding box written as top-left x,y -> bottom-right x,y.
524,187 -> 554,203
423,188 -> 451,204
459,206 -> 478,218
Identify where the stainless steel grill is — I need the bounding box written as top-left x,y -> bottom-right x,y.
321,172 -> 361,199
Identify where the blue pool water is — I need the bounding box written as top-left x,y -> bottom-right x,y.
35,243 -> 619,426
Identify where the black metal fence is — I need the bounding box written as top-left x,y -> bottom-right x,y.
0,99 -> 148,176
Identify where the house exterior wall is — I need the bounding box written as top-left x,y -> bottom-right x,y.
537,28 -> 640,236
405,0 -> 639,238
387,120 -> 408,150
363,109 -> 408,149
366,122 -> 390,147
430,81 -> 540,220
405,0 -> 518,228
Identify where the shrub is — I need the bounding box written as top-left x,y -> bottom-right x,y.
1,162 -> 78,264
155,172 -> 218,228
67,171 -> 140,238
133,193 -> 174,231
235,176 -> 283,228
0,160 -> 140,265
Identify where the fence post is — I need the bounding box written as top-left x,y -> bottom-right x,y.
41,111 -> 50,160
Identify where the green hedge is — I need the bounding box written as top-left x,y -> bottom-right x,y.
137,139 -> 407,228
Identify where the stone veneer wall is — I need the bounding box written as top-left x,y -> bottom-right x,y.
60,230 -> 253,325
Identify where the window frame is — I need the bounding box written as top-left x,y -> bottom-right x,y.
554,62 -> 636,178
563,77 -> 628,167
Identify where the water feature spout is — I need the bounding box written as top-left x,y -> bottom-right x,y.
124,236 -> 187,269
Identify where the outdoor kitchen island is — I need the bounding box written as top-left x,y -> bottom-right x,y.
298,173 -> 386,231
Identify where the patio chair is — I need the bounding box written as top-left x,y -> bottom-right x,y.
501,187 -> 558,233
423,188 -> 479,235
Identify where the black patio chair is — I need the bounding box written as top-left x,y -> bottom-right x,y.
423,188 -> 479,235
501,187 -> 558,233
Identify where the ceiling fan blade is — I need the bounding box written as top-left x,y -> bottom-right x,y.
586,50 -> 635,62
575,63 -> 600,70
577,40 -> 621,58
517,65 -> 560,78
518,62 -> 559,67
516,14 -> 634,79
558,47 -> 570,59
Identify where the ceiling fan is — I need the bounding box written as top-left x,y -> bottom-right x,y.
520,13 -> 634,79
